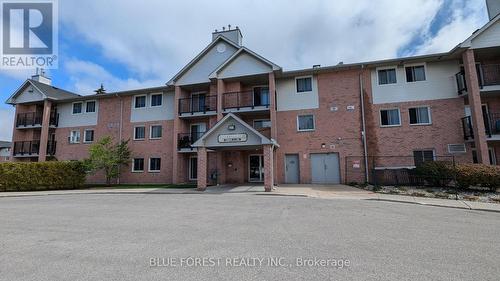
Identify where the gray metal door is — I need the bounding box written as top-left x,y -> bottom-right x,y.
311,153 -> 340,184
285,154 -> 299,183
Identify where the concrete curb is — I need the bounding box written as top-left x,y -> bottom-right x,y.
366,198 -> 500,213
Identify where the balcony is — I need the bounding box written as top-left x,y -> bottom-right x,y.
456,64 -> 500,95
222,89 -> 270,113
178,95 -> 217,118
15,111 -> 59,128
461,113 -> 500,141
13,140 -> 57,157
177,132 -> 205,152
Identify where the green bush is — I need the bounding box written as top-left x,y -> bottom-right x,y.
415,161 -> 455,187
455,164 -> 500,191
0,161 -> 86,192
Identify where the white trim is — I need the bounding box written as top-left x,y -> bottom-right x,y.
69,130 -> 81,144
131,158 -> 145,173
149,125 -> 162,140
296,114 -> 315,132
71,102 -> 83,115
376,66 -> 398,86
295,75 -> 313,94
150,93 -> 163,107
83,129 -> 94,143
408,106 -> 432,126
447,143 -> 466,154
85,100 -> 97,113
379,108 -> 401,127
248,154 -> 264,182
188,156 -> 198,180
404,63 -> 427,83
133,125 -> 146,140
148,157 -> 161,173
133,94 -> 147,109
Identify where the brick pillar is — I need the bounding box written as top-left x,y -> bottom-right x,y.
217,151 -> 226,185
38,99 -> 52,162
172,86 -> 181,183
197,147 -> 208,190
263,144 -> 274,192
463,49 -> 490,164
217,79 -> 225,121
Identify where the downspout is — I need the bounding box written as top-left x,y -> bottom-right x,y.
359,65 -> 369,183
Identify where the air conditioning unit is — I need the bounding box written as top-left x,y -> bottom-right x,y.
448,143 -> 466,154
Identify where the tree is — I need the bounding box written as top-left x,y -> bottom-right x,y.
84,136 -> 131,185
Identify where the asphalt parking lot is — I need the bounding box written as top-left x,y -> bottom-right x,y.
0,193 -> 499,281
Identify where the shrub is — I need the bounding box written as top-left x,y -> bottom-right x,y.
415,161 -> 455,187
0,161 -> 86,192
455,164 -> 500,191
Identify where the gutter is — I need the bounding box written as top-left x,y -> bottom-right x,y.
359,65 -> 369,183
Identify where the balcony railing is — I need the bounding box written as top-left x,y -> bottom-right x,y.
15,111 -> 59,127
461,113 -> 500,140
178,95 -> 217,115
16,112 -> 42,127
13,140 -> 57,156
177,132 -> 206,150
223,90 -> 270,110
456,64 -> 500,95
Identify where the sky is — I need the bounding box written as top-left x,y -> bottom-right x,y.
0,0 -> 490,141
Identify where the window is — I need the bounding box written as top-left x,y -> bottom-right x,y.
69,130 -> 80,143
405,65 -> 426,82
150,125 -> 162,139
253,119 -> 271,130
134,95 -> 146,108
413,150 -> 435,166
132,158 -> 144,172
84,129 -> 94,143
380,109 -> 401,127
151,94 -> 162,107
409,107 -> 431,125
149,158 -> 161,172
86,101 -> 96,113
297,115 -> 315,131
378,68 -> 397,85
72,102 -> 82,114
134,126 -> 145,140
296,76 -> 312,93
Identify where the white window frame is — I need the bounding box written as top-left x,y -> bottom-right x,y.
133,94 -> 147,109
189,156 -> 197,180
150,93 -> 163,107
409,106 -> 432,126
69,130 -> 81,144
253,119 -> 271,129
148,157 -> 161,173
447,143 -> 466,154
376,66 -> 398,85
149,125 -> 162,140
83,129 -> 94,143
133,125 -> 146,140
295,75 -> 313,94
404,63 -> 427,83
85,100 -> 97,113
379,108 -> 401,127
296,114 -> 315,132
72,102 -> 83,115
131,158 -> 145,173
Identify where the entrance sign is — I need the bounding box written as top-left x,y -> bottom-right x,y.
218,133 -> 247,143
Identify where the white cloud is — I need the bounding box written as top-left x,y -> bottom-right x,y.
0,107 -> 14,141
58,0 -> 488,79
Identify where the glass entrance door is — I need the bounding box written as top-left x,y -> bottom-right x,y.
249,155 -> 264,182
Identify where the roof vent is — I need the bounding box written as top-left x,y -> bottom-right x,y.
338,61 -> 344,65
313,64 -> 321,68
94,84 -> 106,95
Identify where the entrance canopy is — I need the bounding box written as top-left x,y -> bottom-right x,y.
192,113 -> 278,150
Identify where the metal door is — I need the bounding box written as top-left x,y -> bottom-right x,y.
285,154 -> 299,183
310,153 -> 340,184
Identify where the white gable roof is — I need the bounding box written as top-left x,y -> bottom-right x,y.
460,13 -> 500,49
208,48 -> 280,79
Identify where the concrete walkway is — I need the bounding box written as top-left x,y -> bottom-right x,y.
0,184 -> 499,213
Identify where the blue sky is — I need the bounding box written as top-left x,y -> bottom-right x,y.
0,0 -> 490,140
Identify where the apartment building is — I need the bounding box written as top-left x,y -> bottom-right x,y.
0,141 -> 11,162
5,6 -> 500,190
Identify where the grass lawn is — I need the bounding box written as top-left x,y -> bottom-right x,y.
87,183 -> 196,189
